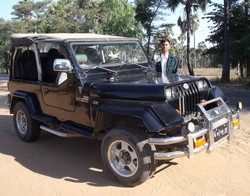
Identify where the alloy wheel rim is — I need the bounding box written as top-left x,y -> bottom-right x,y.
107,140 -> 138,177
16,110 -> 27,135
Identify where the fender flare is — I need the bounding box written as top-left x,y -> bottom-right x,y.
94,101 -> 183,133
10,90 -> 42,118
209,86 -> 229,103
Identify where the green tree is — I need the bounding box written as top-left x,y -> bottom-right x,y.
95,0 -> 142,37
12,0 -> 51,33
45,0 -> 101,33
40,0 -> 141,36
166,0 -> 210,75
135,0 -> 168,55
44,0 -> 86,33
76,0 -> 103,33
205,0 -> 250,79
196,41 -> 207,68
11,0 -> 141,36
0,19 -> 27,73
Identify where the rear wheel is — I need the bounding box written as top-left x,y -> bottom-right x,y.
101,127 -> 155,186
13,102 -> 41,142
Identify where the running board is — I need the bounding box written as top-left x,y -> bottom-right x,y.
40,125 -> 83,138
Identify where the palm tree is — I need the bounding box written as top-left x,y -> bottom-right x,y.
166,0 -> 209,75
178,33 -> 186,68
178,14 -> 199,68
191,14 -> 199,69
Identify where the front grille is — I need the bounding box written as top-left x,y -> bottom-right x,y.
176,82 -> 200,116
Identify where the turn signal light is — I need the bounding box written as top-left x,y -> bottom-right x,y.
200,99 -> 207,106
233,119 -> 240,128
194,137 -> 206,148
176,109 -> 181,114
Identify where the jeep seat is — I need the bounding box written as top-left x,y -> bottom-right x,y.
76,54 -> 89,69
42,48 -> 64,83
84,48 -> 102,65
19,50 -> 38,81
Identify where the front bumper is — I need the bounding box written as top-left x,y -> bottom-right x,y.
148,97 -> 240,160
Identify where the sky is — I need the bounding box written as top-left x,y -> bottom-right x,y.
0,0 -> 224,48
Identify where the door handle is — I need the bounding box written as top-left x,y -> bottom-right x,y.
43,88 -> 49,95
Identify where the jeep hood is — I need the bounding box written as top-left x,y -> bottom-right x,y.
85,72 -> 207,100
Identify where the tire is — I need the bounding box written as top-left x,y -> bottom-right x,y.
13,102 -> 41,142
101,127 -> 156,187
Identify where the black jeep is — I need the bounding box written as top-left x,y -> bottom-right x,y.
7,33 -> 241,186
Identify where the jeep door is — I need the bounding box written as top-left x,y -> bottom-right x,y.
39,46 -> 91,127
40,74 -> 91,127
41,74 -> 76,112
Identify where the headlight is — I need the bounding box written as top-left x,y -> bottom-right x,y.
196,80 -> 209,91
236,101 -> 243,110
187,122 -> 195,132
165,87 -> 178,100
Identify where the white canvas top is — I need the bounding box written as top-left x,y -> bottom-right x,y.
11,33 -> 138,46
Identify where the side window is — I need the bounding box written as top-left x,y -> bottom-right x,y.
39,43 -> 67,84
13,49 -> 23,79
13,48 -> 38,81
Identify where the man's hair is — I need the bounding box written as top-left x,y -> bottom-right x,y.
160,38 -> 171,45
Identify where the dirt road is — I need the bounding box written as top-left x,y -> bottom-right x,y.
0,79 -> 250,196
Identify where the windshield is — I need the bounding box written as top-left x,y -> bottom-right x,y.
71,42 -> 148,69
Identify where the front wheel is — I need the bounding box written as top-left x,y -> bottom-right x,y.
13,102 -> 41,142
101,127 -> 155,186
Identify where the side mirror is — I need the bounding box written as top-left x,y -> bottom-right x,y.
53,59 -> 73,72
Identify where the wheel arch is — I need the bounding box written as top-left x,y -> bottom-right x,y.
93,102 -> 183,136
10,90 -> 41,117
94,106 -> 162,135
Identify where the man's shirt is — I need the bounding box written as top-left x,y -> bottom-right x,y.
153,53 -> 179,74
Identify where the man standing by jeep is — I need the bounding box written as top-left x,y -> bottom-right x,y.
153,38 -> 180,74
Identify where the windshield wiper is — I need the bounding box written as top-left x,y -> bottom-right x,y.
122,62 -> 148,73
84,66 -> 117,77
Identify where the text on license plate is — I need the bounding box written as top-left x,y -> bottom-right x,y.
213,123 -> 229,142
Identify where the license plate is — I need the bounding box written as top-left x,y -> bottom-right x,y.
213,123 -> 229,142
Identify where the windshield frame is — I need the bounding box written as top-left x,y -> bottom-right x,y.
69,40 -> 149,70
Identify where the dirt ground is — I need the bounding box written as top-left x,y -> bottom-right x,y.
0,79 -> 250,196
